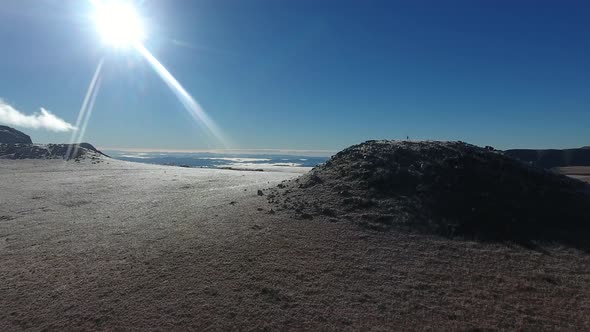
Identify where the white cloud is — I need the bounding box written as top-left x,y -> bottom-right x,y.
0,99 -> 75,132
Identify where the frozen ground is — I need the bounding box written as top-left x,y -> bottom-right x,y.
556,166 -> 590,184
1,158 -> 589,330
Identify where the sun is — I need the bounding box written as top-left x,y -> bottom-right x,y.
93,1 -> 146,48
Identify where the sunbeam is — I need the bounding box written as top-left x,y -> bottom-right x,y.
134,42 -> 229,147
71,75 -> 103,159
66,57 -> 104,159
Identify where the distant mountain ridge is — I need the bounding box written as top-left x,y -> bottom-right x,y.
504,147 -> 590,168
0,125 -> 107,160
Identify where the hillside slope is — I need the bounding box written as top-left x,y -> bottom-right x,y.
0,125 -> 32,144
0,143 -> 107,160
268,140 -> 590,248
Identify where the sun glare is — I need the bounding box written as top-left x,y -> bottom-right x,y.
93,1 -> 145,47
71,0 -> 228,152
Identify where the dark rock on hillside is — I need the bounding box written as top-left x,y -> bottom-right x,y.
0,143 -> 108,160
77,143 -> 107,156
269,140 -> 590,249
0,125 -> 107,160
504,148 -> 590,168
0,125 -> 32,144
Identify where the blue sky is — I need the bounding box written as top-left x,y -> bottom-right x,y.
0,0 -> 589,153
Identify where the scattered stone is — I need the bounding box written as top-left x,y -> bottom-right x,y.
257,190 -> 264,196
321,208 -> 336,217
298,213 -> 313,220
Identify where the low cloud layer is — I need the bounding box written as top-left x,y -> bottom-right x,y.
0,99 -> 75,132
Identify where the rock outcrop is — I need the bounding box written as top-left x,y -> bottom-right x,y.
0,125 -> 107,160
268,140 -> 590,248
0,143 -> 107,160
0,125 -> 32,144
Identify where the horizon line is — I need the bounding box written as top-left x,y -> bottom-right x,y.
98,147 -> 337,157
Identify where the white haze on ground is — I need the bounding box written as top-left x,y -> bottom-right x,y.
201,157 -> 272,162
0,99 -> 75,132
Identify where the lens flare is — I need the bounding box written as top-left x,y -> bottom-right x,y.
66,57 -> 104,159
70,0 -> 228,153
134,43 -> 228,146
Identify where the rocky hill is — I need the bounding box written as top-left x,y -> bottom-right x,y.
268,140 -> 590,249
504,147 -> 590,168
0,143 -> 107,160
0,125 -> 32,144
0,125 -> 107,160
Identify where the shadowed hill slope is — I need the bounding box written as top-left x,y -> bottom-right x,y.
268,140 -> 590,248
0,125 -> 32,144
0,126 -> 107,160
0,143 -> 108,160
